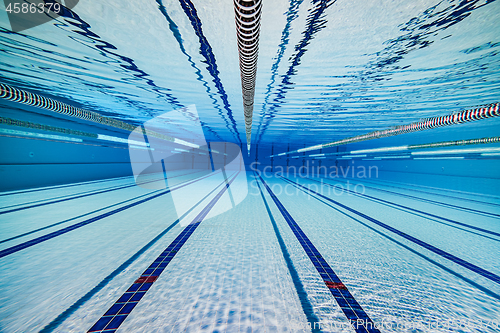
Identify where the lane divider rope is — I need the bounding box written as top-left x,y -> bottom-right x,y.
271,103 -> 500,157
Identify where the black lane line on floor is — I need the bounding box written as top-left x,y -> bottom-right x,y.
0,172 -> 204,244
342,177 -> 500,208
0,171 -> 220,259
254,174 -> 322,333
0,170 -> 200,211
39,175 -> 231,333
281,176 -> 500,286
0,191 -> 163,246
371,178 -> 500,200
0,174 -> 135,197
330,178 -> 500,219
258,175 -> 380,333
305,177 -> 500,239
87,172 -> 239,333
0,171 -> 202,215
283,179 -> 500,302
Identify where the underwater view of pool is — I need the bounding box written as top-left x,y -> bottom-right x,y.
0,0 -> 499,332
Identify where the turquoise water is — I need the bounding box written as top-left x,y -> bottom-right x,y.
0,0 -> 500,332
1,0 -> 499,147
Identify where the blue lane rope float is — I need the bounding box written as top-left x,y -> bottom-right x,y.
408,136 -> 500,150
299,136 -> 500,160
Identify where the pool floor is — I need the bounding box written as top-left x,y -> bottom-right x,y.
0,170 -> 499,332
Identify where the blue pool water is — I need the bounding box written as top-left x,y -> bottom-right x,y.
0,0 -> 500,332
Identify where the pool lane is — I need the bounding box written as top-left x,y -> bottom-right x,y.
0,190 -> 165,247
40,174 -> 232,333
342,176 -> 500,208
0,170 -> 201,214
303,176 -> 500,239
261,176 -> 500,331
88,173 -> 310,333
280,176 -> 500,286
0,171 -> 171,209
255,175 -> 322,332
1,173 -> 498,332
347,175 -> 500,199
87,172 -> 239,332
329,177 -> 500,219
0,174 -> 135,198
0,173 -> 235,332
278,177 -> 500,273
0,171 -> 221,258
322,177 -> 500,242
0,171 -> 207,246
257,174 -> 380,333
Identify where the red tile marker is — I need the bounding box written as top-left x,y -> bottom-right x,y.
325,281 -> 348,290
87,172 -> 239,333
134,276 -> 158,284
258,174 -> 381,333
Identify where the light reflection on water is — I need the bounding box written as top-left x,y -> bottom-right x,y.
0,0 -> 499,149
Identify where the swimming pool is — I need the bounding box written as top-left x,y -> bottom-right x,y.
0,0 -> 499,332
